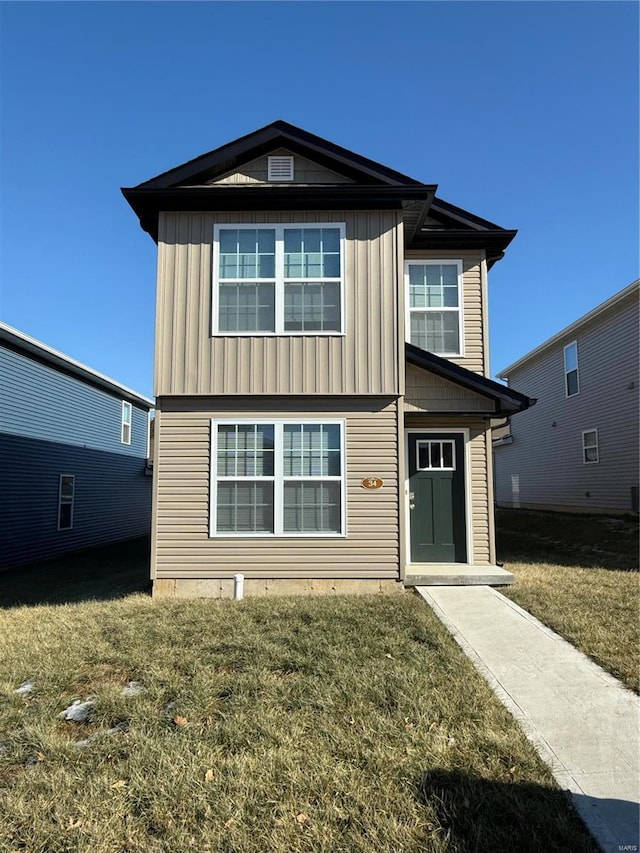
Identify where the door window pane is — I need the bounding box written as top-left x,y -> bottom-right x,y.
417,440 -> 456,471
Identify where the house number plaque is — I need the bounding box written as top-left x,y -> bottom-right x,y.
361,477 -> 383,490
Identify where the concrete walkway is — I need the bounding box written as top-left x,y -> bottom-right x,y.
417,585 -> 640,853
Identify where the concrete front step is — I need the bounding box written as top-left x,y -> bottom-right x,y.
404,565 -> 515,586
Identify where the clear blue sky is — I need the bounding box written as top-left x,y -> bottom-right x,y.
1,1 -> 637,397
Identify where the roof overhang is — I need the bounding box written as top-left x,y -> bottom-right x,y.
122,185 -> 437,242
0,323 -> 154,409
406,342 -> 535,416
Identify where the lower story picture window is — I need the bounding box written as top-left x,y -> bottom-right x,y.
58,475 -> 75,530
213,420 -> 344,536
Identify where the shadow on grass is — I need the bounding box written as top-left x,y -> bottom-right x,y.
496,508 -> 639,571
417,770 -> 606,853
0,537 -> 151,608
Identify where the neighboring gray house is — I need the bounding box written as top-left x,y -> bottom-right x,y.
0,323 -> 154,569
494,280 -> 639,514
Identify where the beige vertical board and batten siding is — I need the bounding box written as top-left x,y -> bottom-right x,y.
404,414 -> 492,564
404,364 -> 495,413
405,250 -> 485,375
494,292 -> 639,513
153,397 -> 399,579
210,148 -> 355,185
155,211 -> 401,397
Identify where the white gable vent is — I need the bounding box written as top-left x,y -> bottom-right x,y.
268,155 -> 294,181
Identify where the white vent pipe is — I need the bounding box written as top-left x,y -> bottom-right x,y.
233,573 -> 244,601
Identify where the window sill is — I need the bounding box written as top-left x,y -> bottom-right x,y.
209,533 -> 347,539
212,332 -> 345,338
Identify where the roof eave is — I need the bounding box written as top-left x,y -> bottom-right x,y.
0,323 -> 154,409
122,185 -> 437,242
405,342 -> 535,416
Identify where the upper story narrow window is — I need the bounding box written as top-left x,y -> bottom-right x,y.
564,341 -> 579,397
122,401 -> 132,445
405,261 -> 464,356
213,224 -> 345,335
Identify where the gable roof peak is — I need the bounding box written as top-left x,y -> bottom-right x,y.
133,120 -> 425,190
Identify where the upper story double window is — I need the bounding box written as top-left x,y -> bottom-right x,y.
405,260 -> 464,357
212,224 -> 345,335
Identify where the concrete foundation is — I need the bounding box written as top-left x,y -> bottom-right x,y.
152,577 -> 406,599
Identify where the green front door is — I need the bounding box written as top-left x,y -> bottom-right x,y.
408,433 -> 467,563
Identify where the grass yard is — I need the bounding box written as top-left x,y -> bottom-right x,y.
497,509 -> 640,693
0,593 -> 596,852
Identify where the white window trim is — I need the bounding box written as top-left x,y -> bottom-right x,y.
564,341 -> 580,397
209,418 -> 347,538
582,428 -> 599,464
58,474 -> 75,531
121,401 -> 132,445
212,223 -> 346,337
404,259 -> 465,357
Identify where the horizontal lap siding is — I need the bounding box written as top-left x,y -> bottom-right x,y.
154,397 -> 399,579
404,364 -> 494,413
156,211 -> 400,397
494,294 -> 639,512
404,415 -> 491,563
405,250 -> 484,375
0,345 -> 149,457
0,434 -> 151,569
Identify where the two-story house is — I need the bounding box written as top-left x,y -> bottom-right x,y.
123,121 -> 533,597
0,322 -> 154,569
494,280 -> 639,515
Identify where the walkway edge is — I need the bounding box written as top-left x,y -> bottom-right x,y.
416,586 -> 634,853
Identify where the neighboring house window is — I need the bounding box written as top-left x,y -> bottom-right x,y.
405,260 -> 463,356
211,420 -> 345,536
582,429 -> 599,464
213,225 -> 345,335
564,341 -> 579,397
122,401 -> 132,445
58,475 -> 75,530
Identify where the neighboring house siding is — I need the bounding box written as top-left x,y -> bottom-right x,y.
211,148 -> 354,185
0,345 -> 149,456
494,294 -> 639,513
404,364 -> 495,413
0,342 -> 152,569
0,435 -> 151,568
405,250 -> 485,375
155,210 -> 401,397
153,397 -> 399,579
403,414 -> 492,564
